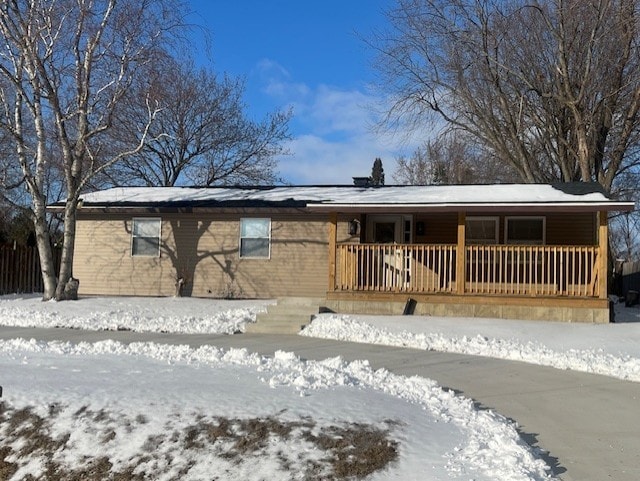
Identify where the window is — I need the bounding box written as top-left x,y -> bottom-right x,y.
403,216 -> 413,243
505,217 -> 545,245
131,218 -> 161,256
465,217 -> 499,244
240,218 -> 271,258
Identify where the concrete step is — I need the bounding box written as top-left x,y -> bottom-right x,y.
256,306 -> 318,318
245,297 -> 324,334
256,312 -> 316,323
273,297 -> 325,306
245,320 -> 310,335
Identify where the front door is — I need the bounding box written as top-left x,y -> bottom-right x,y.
367,215 -> 405,243
374,221 -> 398,243
366,215 -> 412,289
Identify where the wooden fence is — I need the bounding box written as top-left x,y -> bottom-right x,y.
621,259 -> 640,299
0,245 -> 61,295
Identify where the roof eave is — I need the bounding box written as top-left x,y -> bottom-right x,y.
306,202 -> 636,213
47,200 -> 636,214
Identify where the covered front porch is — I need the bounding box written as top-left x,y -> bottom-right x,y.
324,210 -> 611,322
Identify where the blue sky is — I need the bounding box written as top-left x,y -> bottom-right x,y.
187,0 -> 422,185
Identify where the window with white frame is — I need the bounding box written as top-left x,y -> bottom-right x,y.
240,218 -> 271,258
465,217 -> 499,244
131,218 -> 161,256
505,216 -> 545,244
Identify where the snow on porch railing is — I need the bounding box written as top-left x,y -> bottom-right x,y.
336,243 -> 456,293
465,244 -> 600,297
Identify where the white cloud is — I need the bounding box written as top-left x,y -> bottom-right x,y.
255,59 -> 310,103
256,59 -> 426,184
277,135 -> 381,184
305,86 -> 373,136
279,129 -> 418,185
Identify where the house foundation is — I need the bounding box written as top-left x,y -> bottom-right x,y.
325,292 -> 610,323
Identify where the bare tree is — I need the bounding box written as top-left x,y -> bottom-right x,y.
393,148 -> 431,185
108,57 -> 291,187
0,0 -> 185,300
393,132 -> 519,185
610,211 -> 640,260
372,0 -> 640,196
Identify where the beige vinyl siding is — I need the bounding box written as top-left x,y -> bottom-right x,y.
73,209 -> 598,298
73,214 -> 177,296
74,211 -> 354,298
190,213 -> 330,298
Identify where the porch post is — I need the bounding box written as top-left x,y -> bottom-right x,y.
328,213 -> 337,291
456,211 -> 466,294
598,210 -> 608,299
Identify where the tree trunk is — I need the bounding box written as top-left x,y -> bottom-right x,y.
54,198 -> 79,300
32,196 -> 56,301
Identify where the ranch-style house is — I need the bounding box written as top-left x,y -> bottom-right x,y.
54,183 -> 635,323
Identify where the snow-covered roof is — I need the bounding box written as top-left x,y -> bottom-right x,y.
68,183 -> 635,213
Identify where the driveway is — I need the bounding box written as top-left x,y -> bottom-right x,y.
0,326 -> 638,481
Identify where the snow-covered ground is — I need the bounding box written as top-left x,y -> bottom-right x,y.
1,294 -> 639,479
302,302 -> 640,383
1,294 -> 638,382
0,338 -> 552,481
0,294 -> 271,334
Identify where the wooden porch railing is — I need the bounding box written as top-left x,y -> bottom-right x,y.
466,244 -> 600,297
336,243 -> 600,298
337,243 -> 456,293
